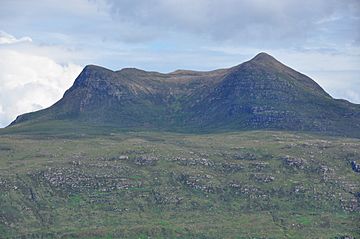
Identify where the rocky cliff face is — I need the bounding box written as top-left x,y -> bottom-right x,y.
9,52 -> 360,137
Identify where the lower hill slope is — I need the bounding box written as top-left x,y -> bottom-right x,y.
0,129 -> 359,238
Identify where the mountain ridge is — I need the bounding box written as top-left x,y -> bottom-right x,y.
8,52 -> 360,137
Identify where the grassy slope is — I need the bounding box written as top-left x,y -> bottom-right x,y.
0,125 -> 359,238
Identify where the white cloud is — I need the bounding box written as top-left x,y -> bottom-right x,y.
0,30 -> 32,44
0,49 -> 82,127
305,69 -> 360,104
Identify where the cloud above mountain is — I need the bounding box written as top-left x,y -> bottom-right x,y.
0,32 -> 82,127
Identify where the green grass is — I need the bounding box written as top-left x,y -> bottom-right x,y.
0,128 -> 359,238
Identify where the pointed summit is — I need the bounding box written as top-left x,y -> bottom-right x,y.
253,52 -> 274,59
249,52 -> 280,65
72,64 -> 114,87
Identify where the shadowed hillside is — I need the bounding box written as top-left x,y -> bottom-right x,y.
8,53 -> 360,137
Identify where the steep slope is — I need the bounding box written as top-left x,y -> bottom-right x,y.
8,53 -> 360,137
187,53 -> 360,134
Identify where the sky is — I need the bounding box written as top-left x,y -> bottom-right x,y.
0,0 -> 359,127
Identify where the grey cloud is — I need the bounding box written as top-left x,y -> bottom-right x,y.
103,0 -> 360,47
1,0 -> 358,48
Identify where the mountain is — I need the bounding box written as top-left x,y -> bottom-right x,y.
8,52 -> 360,137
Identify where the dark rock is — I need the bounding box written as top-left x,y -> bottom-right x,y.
335,235 -> 356,239
250,161 -> 269,171
282,155 -> 306,169
134,156 -> 158,166
178,174 -> 215,193
351,160 -> 360,172
220,162 -> 244,172
173,157 -> 214,167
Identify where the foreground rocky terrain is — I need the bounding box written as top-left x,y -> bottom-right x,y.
0,127 -> 359,238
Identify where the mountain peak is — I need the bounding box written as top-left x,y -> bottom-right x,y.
250,52 -> 278,64
71,64 -> 114,88
83,64 -> 112,73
